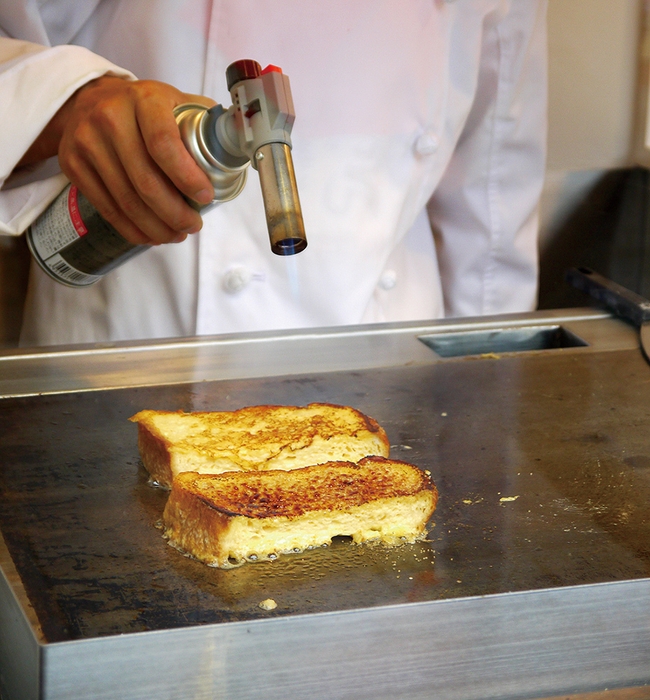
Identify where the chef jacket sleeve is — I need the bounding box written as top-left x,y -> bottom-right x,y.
0,37 -> 135,236
428,1 -> 547,317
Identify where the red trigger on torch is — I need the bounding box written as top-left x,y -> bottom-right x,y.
262,65 -> 283,74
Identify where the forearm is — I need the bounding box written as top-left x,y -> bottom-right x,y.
0,39 -> 136,235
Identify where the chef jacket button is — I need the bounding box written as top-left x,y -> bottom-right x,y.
222,266 -> 252,294
414,132 -> 439,156
379,270 -> 397,290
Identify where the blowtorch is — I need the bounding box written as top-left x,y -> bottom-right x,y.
26,59 -> 306,288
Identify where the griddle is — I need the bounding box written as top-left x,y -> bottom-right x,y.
0,311 -> 649,700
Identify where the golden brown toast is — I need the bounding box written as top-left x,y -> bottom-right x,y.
162,456 -> 438,568
130,403 -> 390,488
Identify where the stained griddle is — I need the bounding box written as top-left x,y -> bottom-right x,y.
1,350 -> 649,642
0,313 -> 649,700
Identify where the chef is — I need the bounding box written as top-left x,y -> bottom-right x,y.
0,1 -> 547,347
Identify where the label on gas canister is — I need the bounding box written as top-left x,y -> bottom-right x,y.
27,184 -> 146,288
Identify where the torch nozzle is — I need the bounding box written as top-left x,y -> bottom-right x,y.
255,142 -> 307,255
221,60 -> 307,256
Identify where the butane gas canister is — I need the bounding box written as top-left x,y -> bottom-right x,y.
25,103 -> 249,288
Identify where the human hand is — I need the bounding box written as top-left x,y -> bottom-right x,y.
21,76 -> 216,245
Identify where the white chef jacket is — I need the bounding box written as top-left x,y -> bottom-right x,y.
0,0 -> 547,347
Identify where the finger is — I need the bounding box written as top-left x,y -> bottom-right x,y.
110,119 -> 205,236
65,99 -> 205,242
133,88 -> 215,204
64,142 -> 195,246
64,162 -> 152,246
96,150 -> 200,245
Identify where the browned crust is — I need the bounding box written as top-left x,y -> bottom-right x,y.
135,422 -> 174,487
170,457 -> 437,519
132,403 -> 383,427
163,485 -> 231,562
129,404 -> 390,481
130,404 -> 388,442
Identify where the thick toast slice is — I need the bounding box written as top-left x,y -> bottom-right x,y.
162,456 -> 438,568
130,403 -> 390,488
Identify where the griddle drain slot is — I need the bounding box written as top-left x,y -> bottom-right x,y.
418,324 -> 588,358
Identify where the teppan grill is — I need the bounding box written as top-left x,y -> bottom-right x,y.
1,309 -> 649,700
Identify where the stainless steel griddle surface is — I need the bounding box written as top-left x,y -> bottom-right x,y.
1,347 -> 649,643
